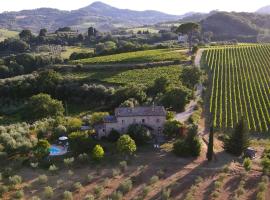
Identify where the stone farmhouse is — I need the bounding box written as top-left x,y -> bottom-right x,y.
96,106 -> 167,138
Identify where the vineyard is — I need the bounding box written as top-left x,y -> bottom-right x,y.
71,49 -> 187,64
204,44 -> 270,132
62,65 -> 181,86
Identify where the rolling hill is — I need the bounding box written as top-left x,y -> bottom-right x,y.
256,5 -> 270,14
0,1 -> 182,32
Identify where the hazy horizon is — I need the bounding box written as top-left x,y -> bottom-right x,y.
0,0 -> 269,14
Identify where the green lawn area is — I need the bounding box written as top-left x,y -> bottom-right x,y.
0,29 -> 19,41
71,49 -> 187,65
61,46 -> 94,59
62,65 -> 182,86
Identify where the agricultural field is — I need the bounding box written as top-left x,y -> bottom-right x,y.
62,65 -> 182,86
71,49 -> 188,65
0,29 -> 18,41
204,44 -> 270,132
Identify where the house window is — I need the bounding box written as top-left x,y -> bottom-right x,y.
102,129 -> 105,132
156,118 -> 160,123
122,120 -> 125,124
142,119 -> 145,123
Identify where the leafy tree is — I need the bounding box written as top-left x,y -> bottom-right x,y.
19,29 -> 33,42
33,139 -> 50,160
176,23 -> 200,52
120,98 -> 139,108
127,124 -> 152,145
25,93 -> 64,120
161,86 -> 191,112
69,131 -> 95,154
92,145 -> 104,161
0,38 -> 29,52
88,27 -> 97,37
0,65 -> 10,78
107,129 -> 120,142
180,66 -> 202,89
37,70 -> 62,94
148,77 -> 170,95
224,119 -> 250,156
207,126 -> 214,161
39,28 -> 47,37
173,124 -> 201,157
15,53 -> 36,73
117,135 -> 136,156
65,118 -> 83,132
163,120 -> 183,138
90,112 -> 109,125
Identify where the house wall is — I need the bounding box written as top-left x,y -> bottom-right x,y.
104,115 -> 166,136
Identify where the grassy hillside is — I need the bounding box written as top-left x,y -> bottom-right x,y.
204,44 -> 270,132
71,49 -> 187,65
0,29 -> 18,41
62,65 -> 181,86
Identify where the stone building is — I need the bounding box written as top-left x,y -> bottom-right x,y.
96,106 -> 167,138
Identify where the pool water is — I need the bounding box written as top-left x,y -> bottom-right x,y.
49,145 -> 67,156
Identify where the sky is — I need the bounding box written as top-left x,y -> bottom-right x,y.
0,0 -> 269,14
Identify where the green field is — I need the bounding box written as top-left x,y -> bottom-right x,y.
71,49 -> 187,65
204,44 -> 270,132
0,29 -> 19,41
62,65 -> 182,86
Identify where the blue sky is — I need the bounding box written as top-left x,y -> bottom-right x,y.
0,0 -> 269,14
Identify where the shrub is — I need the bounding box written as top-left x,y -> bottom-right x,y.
9,175 -> 22,185
211,191 -> 219,199
261,157 -> 270,174
119,179 -> 133,194
78,153 -> 89,163
107,129 -> 120,142
161,188 -> 171,200
243,158 -> 252,171
84,194 -> 95,200
214,181 -> 222,190
37,175 -> 48,184
112,168 -> 120,177
117,135 -> 136,156
111,191 -> 123,200
43,186 -> 54,198
149,175 -> 159,185
92,145 -> 104,161
86,174 -> 93,183
13,190 -> 24,199
69,131 -> 95,155
73,182 -> 82,191
68,170 -> 74,176
257,182 -> 266,192
163,120 -> 183,138
30,162 -> 39,169
256,192 -> 264,200
0,185 -> 8,196
64,157 -> 75,168
157,169 -> 165,179
173,125 -> 201,157
119,161 -> 128,172
141,184 -> 150,197
57,179 -> 64,188
48,164 -> 58,173
93,186 -> 103,197
63,191 -> 73,200
31,196 -> 41,200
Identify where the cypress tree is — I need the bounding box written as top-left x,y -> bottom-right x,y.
224,118 -> 250,156
207,126 -> 214,161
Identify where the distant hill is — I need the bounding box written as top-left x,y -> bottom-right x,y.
256,5 -> 270,14
0,1 -> 182,32
200,12 -> 270,42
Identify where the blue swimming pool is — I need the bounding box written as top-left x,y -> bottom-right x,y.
49,145 -> 67,156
